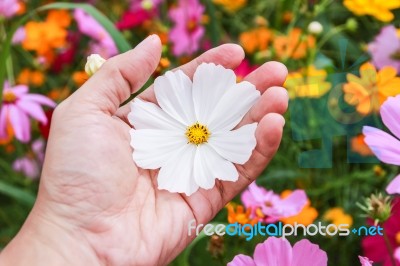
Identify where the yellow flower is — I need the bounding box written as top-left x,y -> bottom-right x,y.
343,62 -> 400,115
280,190 -> 318,226
239,27 -> 272,54
213,0 -> 246,12
344,0 -> 400,22
324,207 -> 353,228
284,65 -> 331,99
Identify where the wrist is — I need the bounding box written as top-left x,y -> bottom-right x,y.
0,204 -> 101,266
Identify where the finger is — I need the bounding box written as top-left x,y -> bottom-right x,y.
184,113 -> 285,223
235,86 -> 288,128
245,61 -> 288,94
71,35 -> 162,115
114,44 -> 245,121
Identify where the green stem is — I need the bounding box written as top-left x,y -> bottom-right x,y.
383,230 -> 397,266
6,56 -> 14,86
316,25 -> 347,51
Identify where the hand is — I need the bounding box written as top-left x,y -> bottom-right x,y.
0,35 -> 288,266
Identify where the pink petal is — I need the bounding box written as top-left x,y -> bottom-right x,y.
22,94 -> 56,108
363,126 -> 400,165
16,100 -> 47,123
358,255 -> 373,266
380,96 -> 400,140
271,190 -> 308,218
292,239 -> 327,266
394,247 -> 400,264
9,85 -> 28,97
12,157 -> 39,179
253,237 -> 292,266
227,255 -> 256,266
0,105 -> 8,138
9,105 -> 30,143
386,174 -> 400,195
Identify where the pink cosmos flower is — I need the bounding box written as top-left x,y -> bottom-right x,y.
359,256 -> 373,266
368,25 -> 400,73
235,59 -> 258,82
362,198 -> 400,266
168,0 -> 205,56
363,95 -> 400,194
228,237 -> 327,266
116,9 -> 155,30
0,0 -> 19,18
13,139 -> 45,179
73,9 -> 117,58
241,182 -> 308,223
12,27 -> 25,44
0,82 -> 56,143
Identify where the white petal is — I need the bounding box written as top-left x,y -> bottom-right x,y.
128,99 -> 185,130
207,81 -> 260,131
192,63 -> 236,123
154,70 -> 196,125
130,129 -> 187,169
157,144 -> 199,196
208,123 -> 257,164
194,144 -> 238,190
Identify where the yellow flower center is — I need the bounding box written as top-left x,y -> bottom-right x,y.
3,91 -> 17,103
186,19 -> 198,33
396,232 -> 400,245
185,122 -> 210,145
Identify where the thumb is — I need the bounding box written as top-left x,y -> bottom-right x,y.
73,35 -> 162,115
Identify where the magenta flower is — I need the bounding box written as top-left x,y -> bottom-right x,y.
368,25 -> 400,73
0,0 -> 19,18
74,9 -> 117,58
241,182 -> 308,223
363,95 -> 400,194
235,59 -> 258,81
0,82 -> 55,143
228,237 -> 327,266
358,256 -> 373,266
362,198 -> 400,266
13,139 -> 45,179
168,0 -> 205,56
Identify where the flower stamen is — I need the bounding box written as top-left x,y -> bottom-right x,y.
185,122 -> 210,145
3,91 -> 17,103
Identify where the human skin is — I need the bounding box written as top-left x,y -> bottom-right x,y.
0,35 -> 288,266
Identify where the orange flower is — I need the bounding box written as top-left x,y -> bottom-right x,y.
0,120 -> 14,145
323,207 -> 353,228
17,68 -> 45,87
239,27 -> 272,54
343,62 -> 400,115
22,10 -> 70,56
72,71 -> 89,87
280,190 -> 318,226
47,87 -> 71,102
213,0 -> 247,12
274,28 -> 315,60
351,134 -> 373,156
226,203 -> 259,226
344,0 -> 400,22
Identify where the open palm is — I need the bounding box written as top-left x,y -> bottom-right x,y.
2,36 -> 288,266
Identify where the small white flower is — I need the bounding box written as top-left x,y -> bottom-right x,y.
128,63 -> 260,196
85,54 -> 106,76
308,21 -> 323,35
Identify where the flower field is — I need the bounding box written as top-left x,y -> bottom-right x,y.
1,0 -> 400,265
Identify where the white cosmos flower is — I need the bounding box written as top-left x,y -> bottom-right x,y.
128,63 -> 260,196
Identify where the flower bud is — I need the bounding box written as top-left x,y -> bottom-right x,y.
357,193 -> 392,225
345,18 -> 358,32
308,21 -> 323,35
85,54 -> 106,77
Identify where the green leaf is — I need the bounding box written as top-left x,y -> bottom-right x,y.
0,180 -> 35,207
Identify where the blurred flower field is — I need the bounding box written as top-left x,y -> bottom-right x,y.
1,0 -> 400,265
